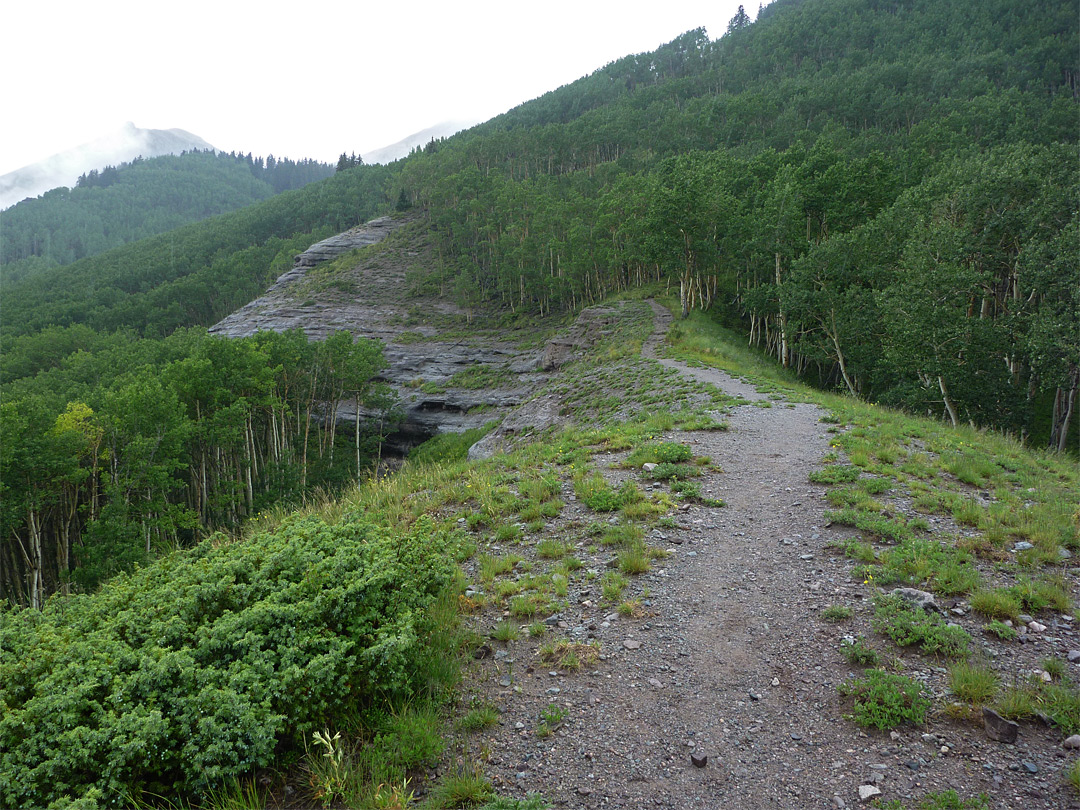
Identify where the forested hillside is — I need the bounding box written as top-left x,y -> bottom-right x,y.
1,0 -> 1075,610
2,0 -> 1079,806
389,0 -> 1077,446
0,149 -> 335,282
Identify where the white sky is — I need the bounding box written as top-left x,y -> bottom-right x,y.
0,1 -> 754,175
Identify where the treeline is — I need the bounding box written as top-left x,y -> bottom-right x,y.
0,162 -> 391,351
388,0 -> 1076,444
1,328 -> 391,607
0,149 -> 335,281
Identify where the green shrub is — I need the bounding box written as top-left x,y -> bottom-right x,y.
626,441 -> 693,467
872,593 -> 970,657
984,620 -> 1018,640
809,465 -> 861,484
841,637 -> 881,667
0,514 -> 459,808
822,605 -> 854,622
839,669 -> 931,729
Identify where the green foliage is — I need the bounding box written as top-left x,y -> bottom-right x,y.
872,594 -> 971,658
626,441 -> 694,466
839,669 -> 931,730
491,621 -> 520,642
822,605 -> 853,622
477,796 -> 550,810
840,637 -> 881,668
809,465 -> 861,484
984,620 -> 1018,640
1,327 -> 392,604
0,513 -> 459,807
0,150 -> 335,280
1066,759 -> 1080,796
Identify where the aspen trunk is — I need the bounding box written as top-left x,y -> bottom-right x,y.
938,376 -> 959,427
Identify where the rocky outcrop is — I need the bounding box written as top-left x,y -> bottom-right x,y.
209,216 -> 629,456
209,216 -> 548,452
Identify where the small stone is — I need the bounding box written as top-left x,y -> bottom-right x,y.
623,639 -> 642,650
642,463 -> 658,472
858,785 -> 881,802
749,690 -> 762,701
1018,614 -> 1035,624
1068,650 -> 1080,663
982,707 -> 1019,743
833,796 -> 847,809
499,676 -> 513,688
648,678 -> 663,689
1012,542 -> 1034,552
1022,761 -> 1039,774
1029,621 -> 1047,633
1064,735 -> 1080,749
691,753 -> 708,768
577,786 -> 592,795
771,677 -> 780,687
1035,669 -> 1052,682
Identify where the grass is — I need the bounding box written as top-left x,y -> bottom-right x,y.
1066,758 -> 1080,796
538,639 -> 600,670
970,589 -> 1021,621
459,704 -> 500,731
994,678 -> 1080,735
427,764 -> 494,809
491,621 -> 520,643
209,297 -> 1077,805
984,620 -> 1018,640
601,571 -> 629,601
948,662 -> 998,704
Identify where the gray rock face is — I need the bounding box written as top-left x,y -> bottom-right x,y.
982,708 -> 1019,743
208,216 -> 620,454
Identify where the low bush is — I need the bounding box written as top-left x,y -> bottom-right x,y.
0,514 -> 460,808
839,669 -> 931,730
872,593 -> 970,657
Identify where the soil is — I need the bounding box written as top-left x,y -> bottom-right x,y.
452,301 -> 1079,809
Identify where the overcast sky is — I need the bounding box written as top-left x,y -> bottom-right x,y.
0,1 -> 755,176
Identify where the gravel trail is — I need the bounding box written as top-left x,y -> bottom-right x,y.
463,302 -> 1075,810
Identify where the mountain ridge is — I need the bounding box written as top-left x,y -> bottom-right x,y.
0,122 -> 214,209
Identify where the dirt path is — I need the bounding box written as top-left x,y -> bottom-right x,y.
465,302 -> 1070,810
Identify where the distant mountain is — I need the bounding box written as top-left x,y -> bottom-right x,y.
361,120 -> 478,165
0,123 -> 214,209
0,150 -> 337,282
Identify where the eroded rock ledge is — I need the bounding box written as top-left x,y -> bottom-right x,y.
209,216 -> 587,454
